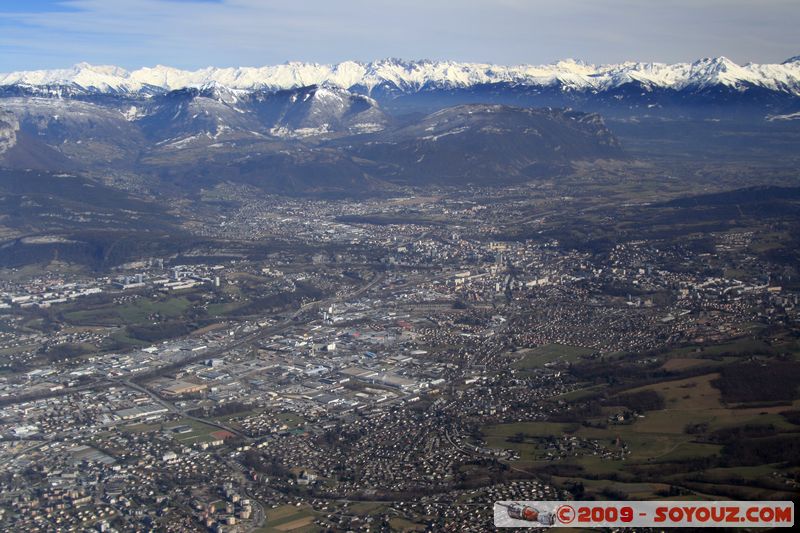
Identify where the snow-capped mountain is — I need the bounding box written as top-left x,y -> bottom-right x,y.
2,57 -> 799,96
1,57 -> 798,196
0,84 -> 621,193
0,83 -> 389,153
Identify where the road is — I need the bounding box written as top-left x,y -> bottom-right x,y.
118,379 -> 248,439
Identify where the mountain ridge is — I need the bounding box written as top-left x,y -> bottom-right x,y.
0,90 -> 622,194
2,57 -> 799,96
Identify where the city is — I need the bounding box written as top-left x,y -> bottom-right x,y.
1,171 -> 799,530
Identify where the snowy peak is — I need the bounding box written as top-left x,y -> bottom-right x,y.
254,84 -> 388,137
127,82 -> 388,142
0,62 -> 133,92
2,57 -> 800,96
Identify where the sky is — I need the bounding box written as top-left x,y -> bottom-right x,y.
0,0 -> 798,72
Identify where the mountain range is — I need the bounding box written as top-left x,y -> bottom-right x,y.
1,56 -> 799,269
0,85 -> 621,194
1,56 -> 799,197
0,57 -> 798,120
2,57 -> 799,97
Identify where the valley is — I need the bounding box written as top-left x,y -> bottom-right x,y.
0,54 -> 799,531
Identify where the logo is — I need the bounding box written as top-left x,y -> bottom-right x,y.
495,501 -> 794,528
557,505 -> 576,524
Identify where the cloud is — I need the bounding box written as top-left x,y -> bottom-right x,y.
0,0 -> 798,71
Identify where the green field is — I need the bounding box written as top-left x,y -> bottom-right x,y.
483,421 -> 578,439
206,301 -> 246,316
120,421 -> 163,433
275,412 -> 306,428
211,407 -> 262,423
482,419 -> 706,464
388,517 -> 426,531
556,383 -> 608,401
106,330 -> 150,349
482,422 -> 577,461
346,502 -> 387,516
623,373 -> 800,431
167,418 -> 228,444
256,504 -> 318,533
660,338 -> 774,360
512,344 -> 594,370
483,362 -> 800,500
64,295 -> 193,326
122,417 -> 224,444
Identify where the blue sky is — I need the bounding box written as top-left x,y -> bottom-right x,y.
0,0 -> 798,71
